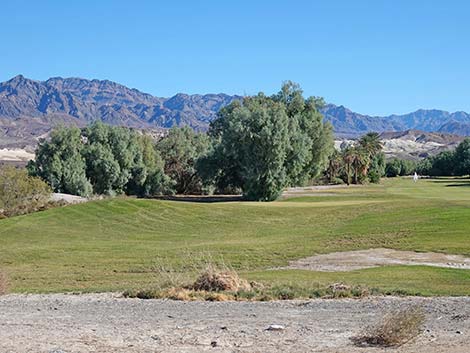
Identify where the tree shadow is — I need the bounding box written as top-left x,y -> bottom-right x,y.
429,178 -> 469,184
150,195 -> 244,203
446,183 -> 470,188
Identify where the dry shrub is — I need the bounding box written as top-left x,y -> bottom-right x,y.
204,292 -> 233,301
0,271 -> 8,295
191,264 -> 251,292
352,306 -> 425,347
164,287 -> 193,301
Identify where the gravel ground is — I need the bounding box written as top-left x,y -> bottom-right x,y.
0,294 -> 469,353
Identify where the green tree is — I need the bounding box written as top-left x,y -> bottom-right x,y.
417,158 -> 432,175
342,146 -> 355,185
350,147 -> 369,184
358,132 -> 384,183
201,94 -> 290,201
385,158 -> 403,177
273,82 -> 333,184
454,138 -> 470,176
200,83 -> 333,201
156,127 -> 210,194
358,132 -> 383,157
28,126 -> 92,196
398,159 -> 417,176
30,123 -> 171,197
428,151 -> 455,176
326,150 -> 343,183
368,152 -> 386,183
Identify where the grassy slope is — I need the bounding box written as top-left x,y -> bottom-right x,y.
1,178 -> 469,294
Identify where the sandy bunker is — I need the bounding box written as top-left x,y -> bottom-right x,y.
284,248 -> 470,272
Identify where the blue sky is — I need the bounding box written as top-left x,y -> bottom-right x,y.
1,0 -> 469,115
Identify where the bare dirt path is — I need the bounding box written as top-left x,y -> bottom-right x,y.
283,248 -> 470,272
0,294 -> 468,352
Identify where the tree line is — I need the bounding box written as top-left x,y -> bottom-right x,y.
326,133 -> 385,185
382,138 -> 470,177
27,82 -> 388,201
417,139 -> 470,176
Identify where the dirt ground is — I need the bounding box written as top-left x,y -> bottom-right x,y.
283,248 -> 470,272
0,294 -> 469,353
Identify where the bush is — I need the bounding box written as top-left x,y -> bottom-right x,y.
0,167 -> 51,217
352,306 -> 425,347
368,170 -> 381,183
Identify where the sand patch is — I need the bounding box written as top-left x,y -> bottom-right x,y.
0,148 -> 34,161
284,248 -> 470,271
50,193 -> 88,204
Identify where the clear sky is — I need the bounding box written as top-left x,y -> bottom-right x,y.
1,0 -> 469,116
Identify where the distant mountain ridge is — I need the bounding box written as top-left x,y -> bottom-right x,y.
0,75 -> 241,148
0,75 -> 469,149
321,104 -> 470,138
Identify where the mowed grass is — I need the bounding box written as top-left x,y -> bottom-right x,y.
1,177 -> 469,295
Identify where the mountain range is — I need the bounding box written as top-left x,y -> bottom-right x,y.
322,104 -> 470,138
0,75 -> 469,149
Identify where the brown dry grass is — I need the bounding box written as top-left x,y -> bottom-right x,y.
190,264 -> 251,292
352,305 -> 425,347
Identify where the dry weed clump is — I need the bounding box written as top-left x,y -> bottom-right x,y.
0,270 -> 9,295
352,305 -> 425,347
190,264 -> 251,292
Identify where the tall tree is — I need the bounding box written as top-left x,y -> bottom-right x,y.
326,150 -> 343,183
28,126 -> 92,196
454,138 -> 470,176
200,83 -> 333,201
358,132 -> 383,157
29,123 -> 171,197
342,147 -> 355,186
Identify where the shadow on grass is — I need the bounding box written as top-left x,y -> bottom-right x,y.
151,195 -> 244,203
427,178 -> 470,187
428,178 -> 470,187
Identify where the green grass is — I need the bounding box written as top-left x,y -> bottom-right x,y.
1,177 -> 470,295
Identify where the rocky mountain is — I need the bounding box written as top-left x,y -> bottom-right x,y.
0,75 -> 241,148
321,104 -> 470,138
379,130 -> 464,160
1,75 -> 469,150
335,130 -> 464,160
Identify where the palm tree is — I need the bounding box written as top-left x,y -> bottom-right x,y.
358,132 -> 383,158
350,147 -> 369,184
326,150 -> 343,183
342,147 -> 355,185
358,132 -> 383,178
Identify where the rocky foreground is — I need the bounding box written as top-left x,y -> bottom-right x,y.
0,294 -> 469,352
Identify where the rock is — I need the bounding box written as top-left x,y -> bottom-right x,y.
210,341 -> 217,347
266,324 -> 285,331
